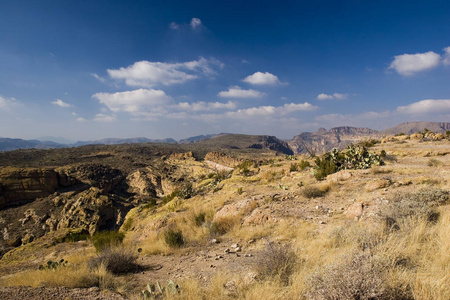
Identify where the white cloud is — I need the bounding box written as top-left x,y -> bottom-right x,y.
91,73 -> 106,83
389,51 -> 441,76
227,102 -> 317,118
397,99 -> 450,114
76,117 -> 87,122
93,89 -> 172,113
242,72 -> 283,85
217,86 -> 265,98
190,18 -> 202,29
52,99 -> 72,108
317,93 -> 348,100
0,96 -> 16,109
443,47 -> 450,66
107,57 -> 223,88
94,113 -> 117,122
175,101 -> 236,111
169,22 -> 180,30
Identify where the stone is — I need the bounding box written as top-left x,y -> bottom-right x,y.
365,179 -> 391,191
344,202 -> 364,220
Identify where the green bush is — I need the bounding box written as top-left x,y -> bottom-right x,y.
299,159 -> 311,170
194,212 -> 206,226
314,145 -> 384,180
289,163 -> 299,172
237,160 -> 254,176
91,231 -> 125,252
164,228 -> 184,248
122,217 -> 134,231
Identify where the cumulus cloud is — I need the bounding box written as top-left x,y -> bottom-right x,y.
107,57 -> 223,88
317,93 -> 348,100
190,18 -> 202,29
397,99 -> 450,114
175,101 -> 236,111
91,73 -> 106,83
242,72 -> 283,85
76,117 -> 87,122
443,47 -> 450,65
52,99 -> 72,108
94,113 -> 117,122
389,51 -> 441,76
93,89 -> 173,113
217,86 -> 265,98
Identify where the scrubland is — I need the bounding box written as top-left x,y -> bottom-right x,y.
1,136 -> 449,299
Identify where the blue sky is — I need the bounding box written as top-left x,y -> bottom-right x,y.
1,0 -> 450,141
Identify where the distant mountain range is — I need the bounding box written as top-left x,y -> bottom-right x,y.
1,121 -> 449,153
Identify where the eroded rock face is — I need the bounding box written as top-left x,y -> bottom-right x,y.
205,152 -> 241,168
55,187 -> 125,235
0,168 -> 59,208
56,164 -> 124,193
127,168 -> 163,198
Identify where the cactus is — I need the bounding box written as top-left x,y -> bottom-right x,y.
314,145 -> 384,180
39,258 -> 68,271
142,280 -> 179,298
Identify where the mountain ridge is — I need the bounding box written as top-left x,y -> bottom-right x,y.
1,121 -> 449,153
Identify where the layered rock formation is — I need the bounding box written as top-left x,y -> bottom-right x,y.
289,126 -> 379,155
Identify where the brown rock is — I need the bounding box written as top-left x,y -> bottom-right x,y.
344,202 -> 365,220
0,168 -> 59,208
365,179 -> 391,191
243,208 -> 276,225
214,199 -> 257,221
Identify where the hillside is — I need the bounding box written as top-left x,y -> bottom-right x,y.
288,126 -> 380,155
382,121 -> 450,135
0,131 -> 449,299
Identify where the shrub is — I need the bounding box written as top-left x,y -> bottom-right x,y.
56,229 -> 89,243
142,198 -> 157,209
301,185 -> 329,198
299,159 -> 310,170
164,228 -> 184,248
237,160 -> 254,176
88,247 -> 140,275
209,216 -> 238,236
306,252 -> 411,300
427,158 -> 443,167
381,188 -> 449,228
122,217 -> 134,231
91,231 -> 125,252
314,145 -> 384,180
289,163 -> 299,172
194,212 -> 206,226
254,242 -> 298,285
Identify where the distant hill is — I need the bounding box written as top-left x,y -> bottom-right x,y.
178,134 -> 220,144
2,121 -> 449,153
0,138 -> 65,152
382,121 -> 450,135
72,137 -> 176,147
193,134 -> 294,155
288,126 -> 379,155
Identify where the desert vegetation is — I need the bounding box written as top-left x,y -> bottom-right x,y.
0,132 -> 449,299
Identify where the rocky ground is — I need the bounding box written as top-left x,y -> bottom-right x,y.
0,133 -> 449,299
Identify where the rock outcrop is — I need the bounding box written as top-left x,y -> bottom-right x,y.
0,168 -> 59,208
289,126 -> 380,155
